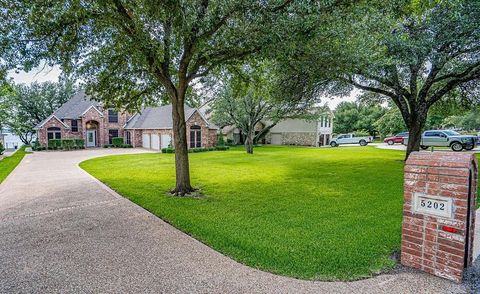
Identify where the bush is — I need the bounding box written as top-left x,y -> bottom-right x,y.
112,137 -> 124,147
121,144 -> 133,148
103,144 -> 113,148
217,134 -> 225,146
215,146 -> 230,151
226,138 -> 235,146
74,139 -> 85,148
0,142 -> 4,155
162,147 -> 175,153
61,139 -> 75,150
48,139 -> 62,149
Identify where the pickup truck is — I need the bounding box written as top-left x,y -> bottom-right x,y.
330,133 -> 373,147
403,130 -> 477,152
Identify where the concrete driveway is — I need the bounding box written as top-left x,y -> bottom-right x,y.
0,149 -> 469,293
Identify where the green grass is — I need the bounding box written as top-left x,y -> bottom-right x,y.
81,146 -> 409,281
0,146 -> 27,183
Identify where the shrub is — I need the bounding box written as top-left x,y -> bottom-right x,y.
215,146 -> 230,151
0,142 -> 4,155
48,139 -> 62,149
61,139 -> 75,150
103,144 -> 112,148
217,134 -> 225,146
74,139 -> 85,148
112,137 -> 124,147
162,147 -> 175,153
123,144 -> 133,148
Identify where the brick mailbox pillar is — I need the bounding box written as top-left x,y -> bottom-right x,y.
401,152 -> 477,282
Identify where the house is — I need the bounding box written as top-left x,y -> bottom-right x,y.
34,90 -> 218,149
223,111 -> 334,147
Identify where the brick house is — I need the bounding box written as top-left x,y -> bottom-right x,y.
34,90 -> 218,149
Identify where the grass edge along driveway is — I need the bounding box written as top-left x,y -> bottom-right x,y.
0,146 -> 27,183
79,146 -> 480,281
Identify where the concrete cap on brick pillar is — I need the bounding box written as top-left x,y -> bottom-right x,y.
401,151 -> 477,283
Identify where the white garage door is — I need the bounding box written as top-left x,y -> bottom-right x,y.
161,134 -> 172,148
151,134 -> 160,150
142,134 -> 151,149
271,133 -> 282,145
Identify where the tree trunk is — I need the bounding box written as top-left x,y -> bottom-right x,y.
405,106 -> 427,160
170,88 -> 195,195
245,129 -> 254,154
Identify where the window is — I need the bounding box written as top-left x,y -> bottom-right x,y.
71,120 -> 78,132
47,127 -> 61,140
109,129 -> 119,144
190,125 -> 201,148
125,131 -> 131,145
328,118 -> 332,128
108,109 -> 118,123
320,116 -> 324,127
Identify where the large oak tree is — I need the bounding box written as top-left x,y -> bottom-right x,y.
281,1 -> 480,159
0,0 -> 311,195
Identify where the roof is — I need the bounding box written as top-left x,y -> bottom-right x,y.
124,105 -> 218,130
34,114 -> 70,130
54,90 -> 102,119
34,90 -> 102,129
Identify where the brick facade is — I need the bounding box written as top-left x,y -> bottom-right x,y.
128,112 -> 217,149
37,107 -> 131,147
401,152 -> 477,283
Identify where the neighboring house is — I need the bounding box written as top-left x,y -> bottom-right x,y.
223,111 -> 334,147
0,128 -> 24,150
34,90 -> 218,149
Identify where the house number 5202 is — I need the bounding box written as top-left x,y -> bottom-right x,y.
420,199 -> 445,211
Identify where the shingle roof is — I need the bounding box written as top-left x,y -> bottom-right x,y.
53,90 -> 101,119
34,90 -> 101,129
124,105 -> 218,129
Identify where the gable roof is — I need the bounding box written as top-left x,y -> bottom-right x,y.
34,114 -> 70,130
53,90 -> 102,120
124,105 -> 218,130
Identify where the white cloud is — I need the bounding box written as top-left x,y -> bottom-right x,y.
7,64 -> 61,84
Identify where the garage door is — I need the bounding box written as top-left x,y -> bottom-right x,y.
161,134 -> 172,149
271,133 -> 282,145
142,134 -> 151,149
151,134 -> 160,150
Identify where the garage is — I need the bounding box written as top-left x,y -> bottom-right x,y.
161,134 -> 171,148
271,133 -> 282,145
151,134 -> 160,150
142,134 -> 151,149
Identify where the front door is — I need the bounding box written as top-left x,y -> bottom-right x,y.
86,130 -> 96,147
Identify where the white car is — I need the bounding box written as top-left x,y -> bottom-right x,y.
330,133 -> 373,147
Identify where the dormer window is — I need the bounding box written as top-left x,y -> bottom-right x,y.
108,109 -> 118,123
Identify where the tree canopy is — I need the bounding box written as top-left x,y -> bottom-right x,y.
278,0 -> 480,158
1,0 -> 314,194
333,101 -> 386,136
4,81 -> 76,144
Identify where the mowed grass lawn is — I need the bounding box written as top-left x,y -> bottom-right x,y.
0,147 -> 27,183
81,146 -> 414,281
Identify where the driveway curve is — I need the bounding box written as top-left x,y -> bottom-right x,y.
0,149 -> 468,293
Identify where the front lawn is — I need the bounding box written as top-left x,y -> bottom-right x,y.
81,146 -> 411,281
0,146 -> 27,183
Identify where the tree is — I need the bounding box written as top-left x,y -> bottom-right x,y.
212,63 -> 320,154
279,1 -> 480,159
333,101 -> 385,136
374,108 -> 407,137
5,81 -> 76,144
1,0 -> 309,195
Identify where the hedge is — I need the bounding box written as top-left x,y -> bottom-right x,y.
112,137 -> 124,147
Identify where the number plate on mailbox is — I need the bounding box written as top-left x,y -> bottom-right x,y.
413,193 -> 453,219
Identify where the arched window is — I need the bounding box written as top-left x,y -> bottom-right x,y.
190,125 -> 201,148
47,127 -> 61,140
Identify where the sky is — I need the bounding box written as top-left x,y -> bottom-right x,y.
8,65 -> 357,109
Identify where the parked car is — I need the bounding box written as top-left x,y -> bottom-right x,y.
330,133 -> 373,147
403,130 -> 477,152
383,132 -> 409,145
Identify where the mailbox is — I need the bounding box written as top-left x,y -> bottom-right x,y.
401,152 -> 477,283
